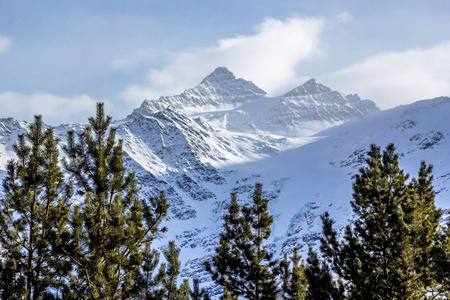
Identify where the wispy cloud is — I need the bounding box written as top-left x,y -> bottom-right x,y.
120,16 -> 324,103
111,48 -> 159,72
0,35 -> 12,54
321,41 -> 450,109
334,12 -> 353,23
0,92 -> 103,125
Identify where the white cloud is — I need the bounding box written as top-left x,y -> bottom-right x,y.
0,92 -> 104,125
321,41 -> 450,109
334,12 -> 353,23
0,35 -> 12,54
120,16 -> 324,103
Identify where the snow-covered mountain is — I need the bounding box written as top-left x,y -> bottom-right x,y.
129,67 -> 267,118
0,68 -> 449,297
131,67 -> 379,136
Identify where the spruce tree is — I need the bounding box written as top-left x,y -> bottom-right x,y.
279,247 -> 307,300
60,103 -> 168,299
320,143 -> 443,299
205,183 -> 278,299
0,115 -> 72,299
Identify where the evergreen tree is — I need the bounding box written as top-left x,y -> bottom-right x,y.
203,294 -> 212,300
279,247 -> 307,300
220,287 -> 238,300
161,241 -> 182,299
320,143 -> 443,299
0,115 -> 72,299
190,278 -> 207,300
205,183 -> 278,299
139,241 -> 166,299
144,240 -> 192,300
178,279 -> 191,300
304,247 -> 343,300
60,103 -> 168,299
407,161 -> 443,296
434,220 -> 450,298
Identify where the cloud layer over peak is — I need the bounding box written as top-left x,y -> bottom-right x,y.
120,16 -> 324,103
321,41 -> 450,109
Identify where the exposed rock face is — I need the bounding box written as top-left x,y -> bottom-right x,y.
128,67 -> 267,118
129,69 -> 379,137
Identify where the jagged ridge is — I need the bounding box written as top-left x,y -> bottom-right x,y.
129,67 -> 267,118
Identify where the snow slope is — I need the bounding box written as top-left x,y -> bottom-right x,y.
0,68 -> 448,297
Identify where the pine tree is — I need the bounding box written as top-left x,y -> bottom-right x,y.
320,143 -> 443,299
434,220 -> 450,298
143,240 -> 192,300
203,293 -> 212,300
161,241 -> 182,299
304,247 -> 343,300
139,242 -> 165,299
220,287 -> 238,300
0,115 -> 72,299
407,161 -> 443,296
190,278 -> 207,300
205,183 -> 278,299
279,247 -> 307,300
178,279 -> 191,300
60,103 -> 168,299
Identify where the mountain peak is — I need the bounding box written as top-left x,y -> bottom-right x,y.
304,78 -> 318,85
128,67 -> 266,118
200,67 -> 236,84
284,78 -> 332,97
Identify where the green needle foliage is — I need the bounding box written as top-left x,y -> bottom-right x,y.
161,241 -> 183,299
279,247 -> 307,300
139,242 -> 165,299
189,278 -> 209,300
60,103 -> 168,299
0,115 -> 72,299
304,248 -> 343,300
433,219 -> 450,297
205,183 -> 278,300
320,143 -> 445,299
143,240 -> 192,300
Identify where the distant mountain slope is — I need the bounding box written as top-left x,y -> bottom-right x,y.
197,77 -> 378,136
0,68 -> 448,298
130,67 -> 379,136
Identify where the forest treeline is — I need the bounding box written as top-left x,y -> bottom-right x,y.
0,103 -> 449,299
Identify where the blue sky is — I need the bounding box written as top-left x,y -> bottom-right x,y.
0,0 -> 449,124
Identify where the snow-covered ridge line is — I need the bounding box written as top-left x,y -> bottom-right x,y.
128,67 -> 267,119
129,67 -> 379,137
